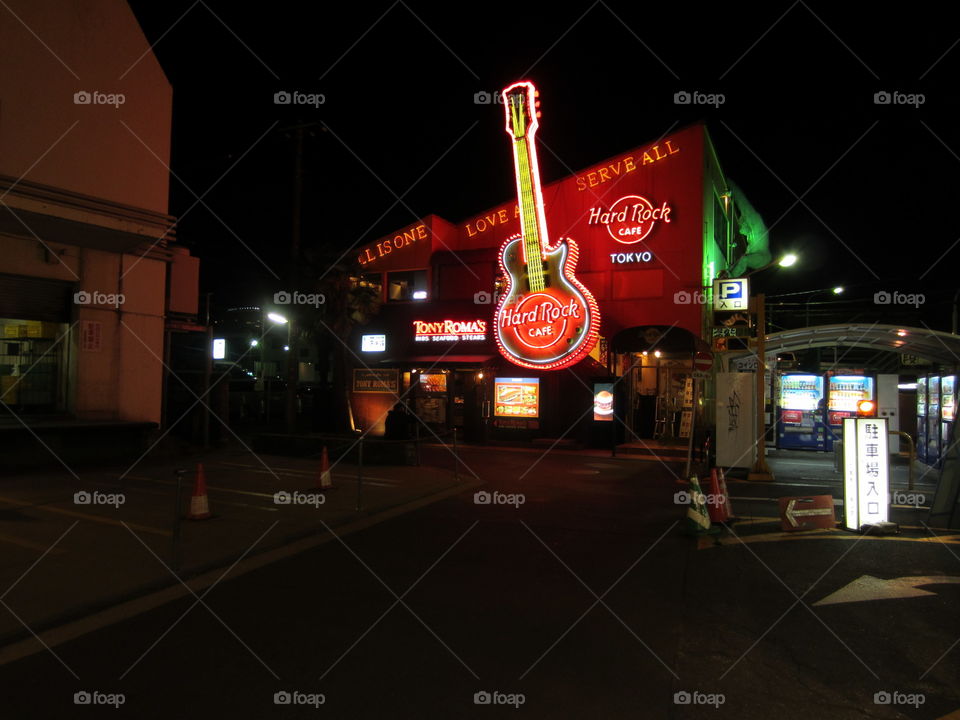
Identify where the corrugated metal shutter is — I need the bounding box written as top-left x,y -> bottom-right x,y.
0,274 -> 73,321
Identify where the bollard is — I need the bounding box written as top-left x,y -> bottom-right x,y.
453,427 -> 460,482
415,422 -> 421,467
172,469 -> 184,571
356,440 -> 364,512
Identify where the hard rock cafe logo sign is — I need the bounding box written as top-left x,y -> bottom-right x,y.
587,195 -> 672,245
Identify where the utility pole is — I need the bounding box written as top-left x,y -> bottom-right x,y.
285,123 -> 304,433
748,293 -> 774,482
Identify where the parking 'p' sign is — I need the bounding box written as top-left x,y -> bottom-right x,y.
713,278 -> 749,311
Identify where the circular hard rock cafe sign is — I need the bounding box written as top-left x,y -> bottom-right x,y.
588,194 -> 672,245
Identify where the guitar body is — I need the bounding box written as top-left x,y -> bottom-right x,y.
495,235 -> 599,369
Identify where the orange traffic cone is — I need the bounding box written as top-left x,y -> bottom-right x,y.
316,446 -> 333,491
717,468 -> 735,521
187,463 -> 212,520
706,468 -> 730,523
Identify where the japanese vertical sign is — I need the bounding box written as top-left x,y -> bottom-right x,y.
842,417 -> 889,530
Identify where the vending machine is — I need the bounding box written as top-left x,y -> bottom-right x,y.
825,374 -> 875,451
777,373 -> 826,450
927,375 -> 941,466
916,376 -> 928,464
941,375 -> 955,463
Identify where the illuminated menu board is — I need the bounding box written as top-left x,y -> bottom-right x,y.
494,377 -> 539,418
419,373 -> 447,393
779,375 -> 823,411
917,377 -> 927,416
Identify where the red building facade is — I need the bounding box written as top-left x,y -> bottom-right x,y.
347,123 -> 753,444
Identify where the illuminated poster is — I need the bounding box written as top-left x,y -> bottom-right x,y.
419,373 -> 447,393
494,81 -> 599,370
942,376 -> 955,422
495,377 -> 539,418
593,383 -> 614,421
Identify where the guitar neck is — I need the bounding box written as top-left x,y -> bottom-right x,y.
512,136 -> 547,292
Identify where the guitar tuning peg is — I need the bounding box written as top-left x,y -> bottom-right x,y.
536,111 -> 542,118
534,90 -> 540,97
534,100 -> 541,107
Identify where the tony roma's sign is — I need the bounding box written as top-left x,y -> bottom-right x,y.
352,368 -> 399,394
414,319 -> 487,342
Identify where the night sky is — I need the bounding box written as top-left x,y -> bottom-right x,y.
127,1 -> 960,328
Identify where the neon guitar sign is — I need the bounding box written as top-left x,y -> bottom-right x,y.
494,81 -> 600,370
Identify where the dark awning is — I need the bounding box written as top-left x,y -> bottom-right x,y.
380,354 -> 496,364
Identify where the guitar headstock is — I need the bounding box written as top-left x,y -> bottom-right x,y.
502,81 -> 541,140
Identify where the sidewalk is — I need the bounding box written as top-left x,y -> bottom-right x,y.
0,448 -> 474,646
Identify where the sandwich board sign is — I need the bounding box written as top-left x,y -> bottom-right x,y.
842,417 -> 889,530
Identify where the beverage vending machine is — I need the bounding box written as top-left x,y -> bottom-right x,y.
825,374 -> 875,451
927,375 -> 941,466
941,375 -> 955,463
916,376 -> 928,464
777,373 -> 826,450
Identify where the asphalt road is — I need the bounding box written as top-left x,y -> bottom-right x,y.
1,446 -> 958,719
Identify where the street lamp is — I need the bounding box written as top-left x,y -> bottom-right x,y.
745,255 -> 799,482
261,310 -> 290,423
739,253 -> 798,278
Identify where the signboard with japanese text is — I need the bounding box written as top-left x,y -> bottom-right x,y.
713,278 -> 749,311
842,417 -> 889,530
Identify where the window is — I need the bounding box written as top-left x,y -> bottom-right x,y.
355,272 -> 383,295
386,270 -> 427,302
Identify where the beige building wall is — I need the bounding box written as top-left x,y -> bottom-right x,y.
0,0 -> 172,213
0,1 -> 185,426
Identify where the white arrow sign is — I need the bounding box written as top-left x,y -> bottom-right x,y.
814,575 -> 960,606
785,499 -> 834,528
